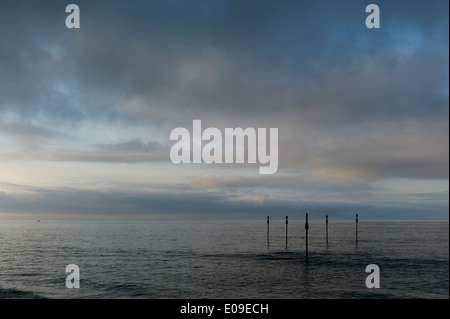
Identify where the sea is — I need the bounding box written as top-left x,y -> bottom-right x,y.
0,220 -> 448,299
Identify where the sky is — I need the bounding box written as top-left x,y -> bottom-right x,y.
0,0 -> 448,220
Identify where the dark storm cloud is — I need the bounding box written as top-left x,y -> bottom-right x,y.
66,0 -> 448,128
0,0 -> 447,124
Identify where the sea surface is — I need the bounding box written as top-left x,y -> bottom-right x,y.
0,220 -> 448,299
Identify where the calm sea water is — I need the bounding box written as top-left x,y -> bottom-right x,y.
0,220 -> 448,299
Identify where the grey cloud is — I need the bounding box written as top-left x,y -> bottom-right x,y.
1,0 -> 447,126
93,138 -> 167,153
0,183 -> 447,220
278,118 -> 449,180
186,173 -> 383,206
189,173 -> 377,192
0,138 -> 169,162
0,120 -> 75,141
402,191 -> 449,203
0,0 -> 448,214
0,149 -> 166,163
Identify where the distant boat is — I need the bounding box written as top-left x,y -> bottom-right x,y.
37,220 -> 40,222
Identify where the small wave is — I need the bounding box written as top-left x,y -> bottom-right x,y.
0,287 -> 44,299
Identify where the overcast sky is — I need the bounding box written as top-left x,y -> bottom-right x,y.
0,0 -> 448,220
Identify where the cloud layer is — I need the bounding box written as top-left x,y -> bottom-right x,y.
0,0 -> 448,219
